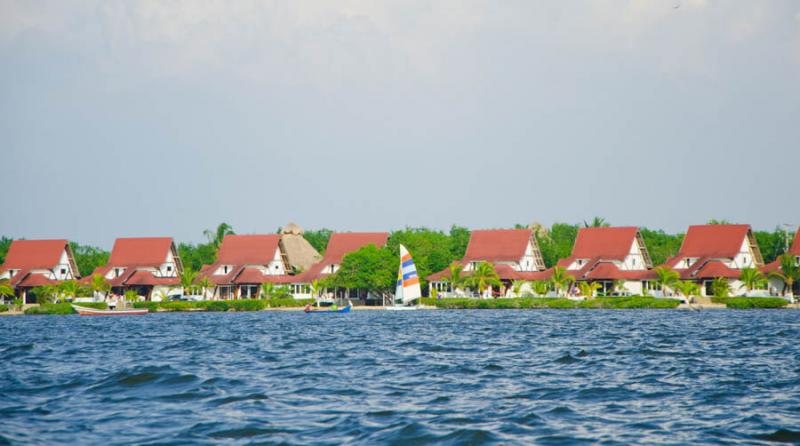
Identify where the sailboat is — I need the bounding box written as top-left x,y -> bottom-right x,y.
386,244 -> 422,310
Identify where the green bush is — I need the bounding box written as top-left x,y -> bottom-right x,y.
159,301 -> 195,312
229,299 -> 267,311
133,302 -> 160,311
266,298 -> 313,308
198,301 -> 229,312
723,297 -> 788,309
24,303 -> 75,315
0,304 -> 8,312
422,296 -> 680,310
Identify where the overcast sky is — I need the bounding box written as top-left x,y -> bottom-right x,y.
1,0 -> 799,248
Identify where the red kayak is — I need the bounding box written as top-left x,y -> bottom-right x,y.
72,305 -> 149,316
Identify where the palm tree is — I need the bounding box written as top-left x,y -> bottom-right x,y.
58,280 -> 81,301
197,276 -> 214,300
443,262 -> 464,295
90,274 -> 111,299
466,262 -> 502,298
179,269 -> 199,295
739,267 -> 767,296
204,223 -> 235,250
674,280 -> 701,302
768,253 -> 800,299
653,267 -> 679,296
711,277 -> 731,298
33,285 -> 57,304
530,280 -> 550,297
511,280 -> 526,297
583,217 -> 610,228
124,290 -> 139,306
550,266 -> 576,297
578,281 -> 602,298
310,279 -> 322,299
0,280 -> 14,303
260,282 -> 275,299
612,279 -> 626,295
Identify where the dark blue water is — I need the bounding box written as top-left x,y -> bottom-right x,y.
2,310 -> 800,445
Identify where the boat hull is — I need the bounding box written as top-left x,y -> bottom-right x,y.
72,305 -> 149,316
305,305 -> 351,314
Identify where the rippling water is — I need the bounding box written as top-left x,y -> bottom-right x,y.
2,310 -> 800,445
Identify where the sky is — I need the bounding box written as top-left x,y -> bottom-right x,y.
1,0 -> 799,248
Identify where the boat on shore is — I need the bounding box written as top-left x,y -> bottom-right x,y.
72,305 -> 149,316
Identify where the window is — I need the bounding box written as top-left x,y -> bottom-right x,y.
166,265 -> 172,272
60,268 -> 66,275
115,268 -> 121,277
632,258 -> 637,267
223,266 -> 229,274
274,265 -> 279,270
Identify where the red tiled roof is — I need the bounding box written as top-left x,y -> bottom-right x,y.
791,229 -> 800,255
571,227 -> 639,261
462,229 -> 531,263
216,234 -> 282,265
108,237 -> 173,267
322,232 -> 389,264
295,232 -> 389,282
693,260 -> 740,279
124,270 -> 180,286
583,262 -> 656,281
15,272 -> 60,287
1,239 -> 69,270
426,263 -> 551,282
677,224 -> 750,258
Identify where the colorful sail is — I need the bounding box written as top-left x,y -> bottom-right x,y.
395,244 -> 421,304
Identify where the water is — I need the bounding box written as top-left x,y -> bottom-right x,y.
2,310 -> 800,445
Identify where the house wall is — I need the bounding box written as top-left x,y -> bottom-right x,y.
53,250 -> 76,280
266,248 -> 287,275
519,241 -> 537,272
732,237 -> 758,269
159,250 -> 178,277
621,239 -> 647,271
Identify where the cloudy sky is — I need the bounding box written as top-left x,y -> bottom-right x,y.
1,0 -> 799,247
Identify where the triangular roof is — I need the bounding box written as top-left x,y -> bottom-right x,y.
1,239 -> 71,270
570,227 -> 641,261
107,237 -> 175,267
462,229 -> 532,263
216,234 -> 281,265
295,232 -> 389,282
790,229 -> 800,255
676,224 -> 752,258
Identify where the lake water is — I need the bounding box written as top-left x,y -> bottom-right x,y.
2,310 -> 800,445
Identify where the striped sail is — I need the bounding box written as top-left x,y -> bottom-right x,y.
395,244 -> 421,305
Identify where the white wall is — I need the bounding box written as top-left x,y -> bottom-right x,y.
732,237 -> 757,269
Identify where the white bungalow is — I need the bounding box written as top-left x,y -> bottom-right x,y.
0,239 -> 79,304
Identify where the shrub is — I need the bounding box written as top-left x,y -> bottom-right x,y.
199,301 -> 229,312
24,303 -> 74,315
266,298 -> 313,308
724,297 -> 788,309
423,297 -> 680,310
0,304 -> 8,312
159,301 -> 194,312
229,299 -> 267,311
133,302 -> 160,311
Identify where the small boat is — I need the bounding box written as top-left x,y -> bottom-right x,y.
305,304 -> 351,314
72,305 -> 149,316
388,244 -> 421,311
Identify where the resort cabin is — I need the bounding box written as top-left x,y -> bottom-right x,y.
762,229 -> 800,297
427,228 -> 547,298
557,226 -> 654,296
297,232 -> 389,305
0,239 -> 79,304
662,224 -> 764,297
199,234 -> 293,300
89,237 -> 183,301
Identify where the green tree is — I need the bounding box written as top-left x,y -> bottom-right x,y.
711,277 -> 731,298
33,285 -> 57,304
387,227 -> 460,294
738,267 -> 767,295
674,280 -> 701,301
448,225 -> 471,259
303,229 -> 334,255
754,227 -> 788,264
179,269 -> 199,295
197,276 -> 214,299
326,245 -> 397,296
466,262 -> 502,298
58,280 -> 84,300
549,266 -> 575,297
440,262 -> 465,294
768,253 -> 800,298
653,267 -> 680,296
539,223 -> 579,268
640,228 -> 684,266
90,274 -> 111,298
204,223 -> 235,251
260,282 -> 276,299
0,236 -> 13,265
583,217 -> 610,228
69,242 -> 110,277
578,281 -> 601,298
124,289 -> 139,304
0,280 -> 14,302
178,242 -> 217,272
511,280 -> 526,297
530,280 -> 550,297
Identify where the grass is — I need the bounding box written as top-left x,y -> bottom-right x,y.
420,296 -> 681,309
25,303 -> 75,315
